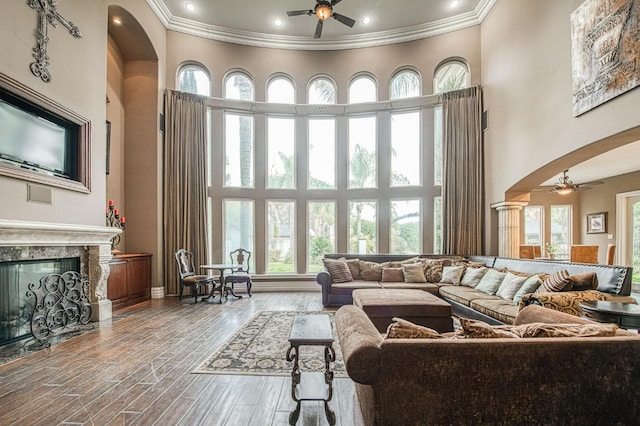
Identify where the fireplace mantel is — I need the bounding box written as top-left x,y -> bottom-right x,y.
0,219 -> 122,321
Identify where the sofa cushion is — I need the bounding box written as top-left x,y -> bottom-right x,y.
382,267 -> 404,282
340,257 -> 361,280
570,272 -> 598,291
513,275 -> 543,305
402,263 -> 427,283
322,258 -> 353,283
441,265 -> 465,285
495,272 -> 527,300
438,285 -> 499,307
385,317 -> 444,339
469,298 -> 520,324
539,269 -> 573,292
460,267 -> 488,288
359,260 -> 388,281
421,259 -> 444,283
475,269 -> 507,295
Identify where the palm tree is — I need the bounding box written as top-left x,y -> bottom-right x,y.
234,76 -> 253,250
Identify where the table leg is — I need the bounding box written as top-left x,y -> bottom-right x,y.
286,344 -> 301,425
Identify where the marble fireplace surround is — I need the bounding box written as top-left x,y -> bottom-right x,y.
0,219 -> 121,322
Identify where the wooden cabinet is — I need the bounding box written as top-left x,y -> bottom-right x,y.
108,253 -> 152,310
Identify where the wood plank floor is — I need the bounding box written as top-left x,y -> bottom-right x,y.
0,292 -> 365,426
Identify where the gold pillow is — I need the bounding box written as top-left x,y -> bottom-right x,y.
381,267 -> 404,282
386,317 -> 443,339
339,257 -> 361,280
359,260 -> 386,281
403,263 -> 427,283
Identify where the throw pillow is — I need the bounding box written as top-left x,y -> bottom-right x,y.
511,322 -> 619,338
513,275 -> 543,305
538,270 -> 573,293
388,257 -> 421,267
422,259 -> 445,283
359,260 -> 386,281
460,267 -> 488,288
402,263 -> 427,283
322,258 -> 353,283
570,272 -> 599,291
441,265 -> 465,285
339,257 -> 361,280
495,272 -> 527,300
386,317 -> 444,339
475,269 -> 507,295
381,267 -> 404,282
456,318 -> 519,339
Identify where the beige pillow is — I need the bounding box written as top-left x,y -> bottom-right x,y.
441,265 -> 465,285
381,267 -> 404,282
460,267 -> 488,287
386,317 -> 443,339
339,257 -> 361,280
402,263 -> 427,283
322,258 -> 353,283
359,260 -> 385,281
538,269 -> 573,292
496,272 -> 527,300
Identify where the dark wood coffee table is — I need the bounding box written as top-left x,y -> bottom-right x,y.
580,301 -> 640,330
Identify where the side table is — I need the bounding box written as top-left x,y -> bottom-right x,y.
580,301 -> 640,331
286,314 -> 336,425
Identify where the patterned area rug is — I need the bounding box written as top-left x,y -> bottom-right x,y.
192,310 -> 347,377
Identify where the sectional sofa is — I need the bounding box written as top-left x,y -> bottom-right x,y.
317,253 -> 635,324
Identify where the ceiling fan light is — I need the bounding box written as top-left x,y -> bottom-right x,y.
557,187 -> 573,195
315,4 -> 332,20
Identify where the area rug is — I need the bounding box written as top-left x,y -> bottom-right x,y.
192,310 -> 347,377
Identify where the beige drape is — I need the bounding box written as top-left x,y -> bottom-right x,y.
163,90 -> 209,295
442,85 -> 484,255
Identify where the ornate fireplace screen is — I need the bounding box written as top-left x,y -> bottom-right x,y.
25,271 -> 92,348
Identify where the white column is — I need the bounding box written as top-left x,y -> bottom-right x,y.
491,201 -> 528,259
88,243 -> 113,322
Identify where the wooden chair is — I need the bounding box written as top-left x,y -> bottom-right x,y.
519,245 -> 541,259
174,249 -> 216,303
225,248 -> 253,297
570,245 -> 599,264
607,244 -> 616,265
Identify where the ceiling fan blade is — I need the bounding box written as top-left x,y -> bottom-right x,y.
576,180 -> 605,187
331,0 -> 343,5
332,12 -> 356,27
287,9 -> 313,16
314,19 -> 324,38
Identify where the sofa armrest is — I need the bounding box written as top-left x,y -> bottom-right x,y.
335,305 -> 382,385
316,269 -> 331,287
519,290 -> 637,317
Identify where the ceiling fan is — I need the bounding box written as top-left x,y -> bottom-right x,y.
287,0 -> 356,39
540,170 -> 604,195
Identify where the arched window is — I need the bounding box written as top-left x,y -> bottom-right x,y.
348,75 -> 377,103
390,69 -> 421,99
177,64 -> 210,96
267,76 -> 295,104
224,72 -> 254,100
433,60 -> 469,94
308,77 -> 336,104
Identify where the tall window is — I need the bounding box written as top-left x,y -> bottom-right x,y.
349,201 -> 377,254
524,206 -> 543,245
348,116 -> 377,189
308,118 -> 336,189
390,111 -> 421,186
348,75 -> 377,103
224,200 -> 255,270
391,199 -> 421,254
550,205 -> 571,258
308,201 -> 336,272
267,116 -> 296,189
434,196 -> 442,254
308,77 -> 336,104
224,113 -> 254,188
225,72 -> 254,100
390,70 -> 420,99
267,76 -> 295,104
177,64 -> 210,96
267,201 -> 296,273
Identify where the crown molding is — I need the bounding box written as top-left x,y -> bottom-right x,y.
146,0 -> 497,50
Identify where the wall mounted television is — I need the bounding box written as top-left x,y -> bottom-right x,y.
0,73 -> 91,193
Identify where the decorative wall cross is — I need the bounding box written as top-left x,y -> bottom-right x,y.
28,0 -> 82,83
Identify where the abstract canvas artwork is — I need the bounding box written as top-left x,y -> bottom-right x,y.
571,0 -> 640,116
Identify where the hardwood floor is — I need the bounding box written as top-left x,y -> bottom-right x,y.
0,292 -> 365,426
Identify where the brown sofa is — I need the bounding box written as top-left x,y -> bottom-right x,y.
317,254 -> 635,324
336,304 -> 640,426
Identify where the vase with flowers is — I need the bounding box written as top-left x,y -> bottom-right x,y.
545,242 -> 558,259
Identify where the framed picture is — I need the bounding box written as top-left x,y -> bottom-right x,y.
106,120 -> 111,175
586,212 -> 607,234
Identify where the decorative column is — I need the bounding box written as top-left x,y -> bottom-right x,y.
491,201 -> 528,258
88,243 -> 114,322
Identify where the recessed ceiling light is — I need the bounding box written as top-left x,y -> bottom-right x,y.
362,16 -> 372,25
185,2 -> 196,12
112,17 -> 122,25
274,18 -> 283,27
450,0 -> 460,8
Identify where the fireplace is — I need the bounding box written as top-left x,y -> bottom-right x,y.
0,219 -> 120,328
0,256 -> 80,345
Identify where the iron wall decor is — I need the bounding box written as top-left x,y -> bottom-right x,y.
571,0 -> 640,116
